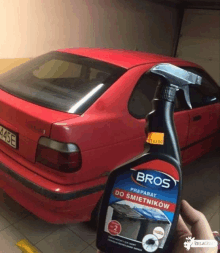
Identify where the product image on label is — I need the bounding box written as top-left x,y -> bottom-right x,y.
104,169 -> 179,252
142,234 -> 159,252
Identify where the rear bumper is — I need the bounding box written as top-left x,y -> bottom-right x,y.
0,150 -> 105,224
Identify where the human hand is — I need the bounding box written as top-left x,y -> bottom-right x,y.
171,200 -> 218,253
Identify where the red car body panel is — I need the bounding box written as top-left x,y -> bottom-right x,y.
0,147 -> 104,223
0,88 -> 77,162
183,103 -> 220,164
187,106 -> 211,145
0,49 -> 219,224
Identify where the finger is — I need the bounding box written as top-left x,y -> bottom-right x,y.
181,200 -> 214,240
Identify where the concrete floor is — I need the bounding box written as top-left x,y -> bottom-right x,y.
0,147 -> 219,253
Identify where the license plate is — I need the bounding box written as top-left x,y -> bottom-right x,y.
0,125 -> 18,149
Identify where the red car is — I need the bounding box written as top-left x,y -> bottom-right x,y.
0,48 -> 219,224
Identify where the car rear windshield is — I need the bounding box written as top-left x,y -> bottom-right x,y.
0,51 -> 126,114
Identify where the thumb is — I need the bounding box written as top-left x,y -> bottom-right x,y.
180,200 -> 214,240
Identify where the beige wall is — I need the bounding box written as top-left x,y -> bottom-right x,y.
0,0 -> 178,58
176,9 -> 220,85
0,58 -> 30,74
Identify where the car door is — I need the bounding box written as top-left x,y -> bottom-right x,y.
182,67 -> 220,163
127,70 -> 190,161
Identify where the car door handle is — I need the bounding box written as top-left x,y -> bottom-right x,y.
193,115 -> 202,121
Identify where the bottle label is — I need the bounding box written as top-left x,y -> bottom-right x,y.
146,132 -> 164,145
104,160 -> 179,252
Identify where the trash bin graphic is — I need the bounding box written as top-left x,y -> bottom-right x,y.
134,206 -> 171,248
109,202 -> 171,249
111,203 -> 146,240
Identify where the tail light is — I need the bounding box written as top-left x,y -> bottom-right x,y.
36,137 -> 82,173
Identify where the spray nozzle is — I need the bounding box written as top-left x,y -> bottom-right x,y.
150,63 -> 202,109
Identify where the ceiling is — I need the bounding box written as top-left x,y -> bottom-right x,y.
148,0 -> 220,9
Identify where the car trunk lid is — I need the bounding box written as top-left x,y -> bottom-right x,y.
0,89 -> 77,162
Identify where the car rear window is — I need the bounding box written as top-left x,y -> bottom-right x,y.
0,51 -> 126,114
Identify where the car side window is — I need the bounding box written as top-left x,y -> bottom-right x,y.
182,67 -> 220,108
128,73 -> 186,119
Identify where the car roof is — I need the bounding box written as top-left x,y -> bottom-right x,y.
57,48 -> 198,69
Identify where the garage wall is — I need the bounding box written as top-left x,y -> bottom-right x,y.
176,9 -> 220,85
0,0 -> 178,59
0,58 -> 30,74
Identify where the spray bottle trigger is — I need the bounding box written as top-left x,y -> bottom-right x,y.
181,85 -> 192,109
150,64 -> 202,110
170,83 -> 192,109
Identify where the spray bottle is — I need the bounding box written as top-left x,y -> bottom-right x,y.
96,63 -> 202,253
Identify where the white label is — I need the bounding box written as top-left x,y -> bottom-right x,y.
153,227 -> 165,239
